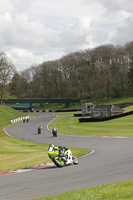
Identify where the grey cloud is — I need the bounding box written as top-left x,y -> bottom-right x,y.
0,0 -> 133,71
110,16 -> 133,45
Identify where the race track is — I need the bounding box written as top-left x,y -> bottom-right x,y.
1,112 -> 133,200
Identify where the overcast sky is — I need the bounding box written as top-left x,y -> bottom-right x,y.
0,0 -> 133,71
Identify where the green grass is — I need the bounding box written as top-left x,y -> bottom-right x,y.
0,132 -> 49,172
0,105 -> 27,127
124,105 -> 133,112
0,105 -> 90,172
101,96 -> 133,105
34,180 -> 133,200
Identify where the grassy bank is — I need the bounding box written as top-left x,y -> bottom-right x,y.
0,105 -> 90,172
34,180 -> 133,200
101,96 -> 133,105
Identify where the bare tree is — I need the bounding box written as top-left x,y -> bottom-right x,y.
0,52 -> 16,102
7,42 -> 133,100
125,42 -> 133,94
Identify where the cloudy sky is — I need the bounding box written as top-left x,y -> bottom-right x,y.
0,0 -> 133,71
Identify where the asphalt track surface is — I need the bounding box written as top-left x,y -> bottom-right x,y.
1,112 -> 133,200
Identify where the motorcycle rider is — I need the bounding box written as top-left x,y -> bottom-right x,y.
38,125 -> 42,133
48,144 -> 78,167
48,144 -> 68,156
52,127 -> 57,137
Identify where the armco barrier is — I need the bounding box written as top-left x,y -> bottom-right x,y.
79,111 -> 133,122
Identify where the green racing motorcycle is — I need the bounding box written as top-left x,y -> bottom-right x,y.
48,144 -> 79,167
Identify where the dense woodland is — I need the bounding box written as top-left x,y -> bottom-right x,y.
0,41 -> 133,102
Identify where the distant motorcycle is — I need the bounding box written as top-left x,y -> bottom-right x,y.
52,128 -> 57,137
38,128 -> 42,134
48,144 -> 79,167
38,126 -> 42,134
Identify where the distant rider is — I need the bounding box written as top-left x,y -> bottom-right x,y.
52,127 -> 57,137
38,125 -> 42,133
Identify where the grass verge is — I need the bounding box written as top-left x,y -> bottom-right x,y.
34,180 -> 133,200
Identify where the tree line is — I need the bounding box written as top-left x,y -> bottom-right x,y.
1,41 -> 133,102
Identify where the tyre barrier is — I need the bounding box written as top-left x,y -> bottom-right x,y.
74,113 -> 90,117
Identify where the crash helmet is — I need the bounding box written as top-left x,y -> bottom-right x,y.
49,144 -> 54,148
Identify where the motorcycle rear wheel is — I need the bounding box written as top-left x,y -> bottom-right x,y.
53,156 -> 65,167
72,156 -> 79,165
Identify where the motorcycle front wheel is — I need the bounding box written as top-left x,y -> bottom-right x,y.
72,156 -> 79,165
53,156 -> 65,167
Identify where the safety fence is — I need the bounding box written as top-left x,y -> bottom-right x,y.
10,116 -> 29,123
